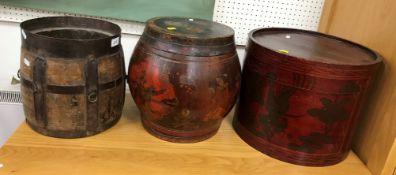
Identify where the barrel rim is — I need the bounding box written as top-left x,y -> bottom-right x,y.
248,27 -> 383,66
20,16 -> 121,42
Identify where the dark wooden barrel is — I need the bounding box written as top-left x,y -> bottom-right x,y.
20,17 -> 125,138
233,28 -> 383,166
128,17 -> 241,143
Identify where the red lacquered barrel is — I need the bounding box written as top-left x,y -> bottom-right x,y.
128,17 -> 241,143
233,28 -> 382,166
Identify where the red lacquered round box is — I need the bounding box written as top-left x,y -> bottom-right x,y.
233,28 -> 382,166
128,17 -> 241,143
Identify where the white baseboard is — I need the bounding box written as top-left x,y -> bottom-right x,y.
0,79 -> 20,91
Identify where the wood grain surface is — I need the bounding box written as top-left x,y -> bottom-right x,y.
381,139 -> 396,175
319,0 -> 396,175
0,95 -> 372,175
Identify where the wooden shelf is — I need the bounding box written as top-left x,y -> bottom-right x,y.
0,96 -> 372,175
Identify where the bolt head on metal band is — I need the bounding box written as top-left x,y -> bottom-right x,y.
87,92 -> 98,103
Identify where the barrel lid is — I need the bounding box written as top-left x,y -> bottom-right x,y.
250,28 -> 380,65
144,17 -> 235,46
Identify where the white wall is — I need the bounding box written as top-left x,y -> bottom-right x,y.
0,22 -> 21,91
0,103 -> 24,147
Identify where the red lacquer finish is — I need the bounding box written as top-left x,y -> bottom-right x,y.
233,28 -> 382,166
128,17 -> 241,143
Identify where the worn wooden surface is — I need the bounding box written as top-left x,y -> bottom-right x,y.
19,16 -> 125,138
319,0 -> 396,175
20,50 -> 125,138
0,95 -> 373,175
381,139 -> 396,175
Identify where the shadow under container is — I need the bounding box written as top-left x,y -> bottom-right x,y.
20,17 -> 126,138
128,17 -> 241,143
233,28 -> 382,166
